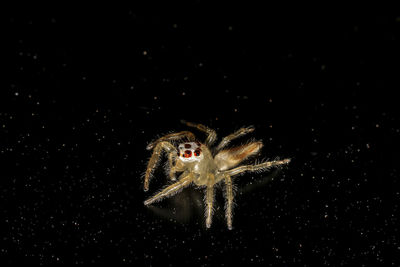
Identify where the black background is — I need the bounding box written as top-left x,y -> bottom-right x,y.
2,3 -> 400,265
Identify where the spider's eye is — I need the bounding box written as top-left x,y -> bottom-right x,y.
184,143 -> 192,148
184,150 -> 192,158
194,149 -> 201,157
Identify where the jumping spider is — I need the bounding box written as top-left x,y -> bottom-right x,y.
143,120 -> 290,230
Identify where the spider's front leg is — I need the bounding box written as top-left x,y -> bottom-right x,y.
144,172 -> 194,205
180,120 -> 217,146
144,141 -> 177,191
146,131 -> 196,150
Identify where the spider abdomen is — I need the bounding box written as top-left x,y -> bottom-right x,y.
214,141 -> 263,171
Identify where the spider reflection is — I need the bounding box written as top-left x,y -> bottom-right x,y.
145,170 -> 281,227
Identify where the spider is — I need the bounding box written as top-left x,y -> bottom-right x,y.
143,120 -> 290,230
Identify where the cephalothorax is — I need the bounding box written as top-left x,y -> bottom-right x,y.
143,120 -> 290,230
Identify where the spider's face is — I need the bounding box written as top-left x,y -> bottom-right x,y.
177,142 -> 203,162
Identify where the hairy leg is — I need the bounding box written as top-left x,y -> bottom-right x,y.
167,155 -> 185,181
144,172 -> 193,205
144,141 -> 176,191
146,131 -> 196,150
205,174 -> 215,228
216,126 -> 255,151
224,174 -> 234,230
223,158 -> 291,176
180,120 -> 217,146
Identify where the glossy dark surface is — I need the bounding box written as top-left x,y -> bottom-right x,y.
2,5 -> 399,265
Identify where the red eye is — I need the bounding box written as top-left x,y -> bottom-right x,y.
184,150 -> 192,158
194,149 -> 201,157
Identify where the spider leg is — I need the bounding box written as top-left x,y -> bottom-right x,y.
224,174 -> 234,230
144,141 -> 176,191
167,152 -> 176,181
167,154 -> 185,181
180,120 -> 217,146
222,158 -> 291,176
215,126 -> 255,151
144,172 -> 193,205
146,131 -> 196,150
205,174 -> 216,228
